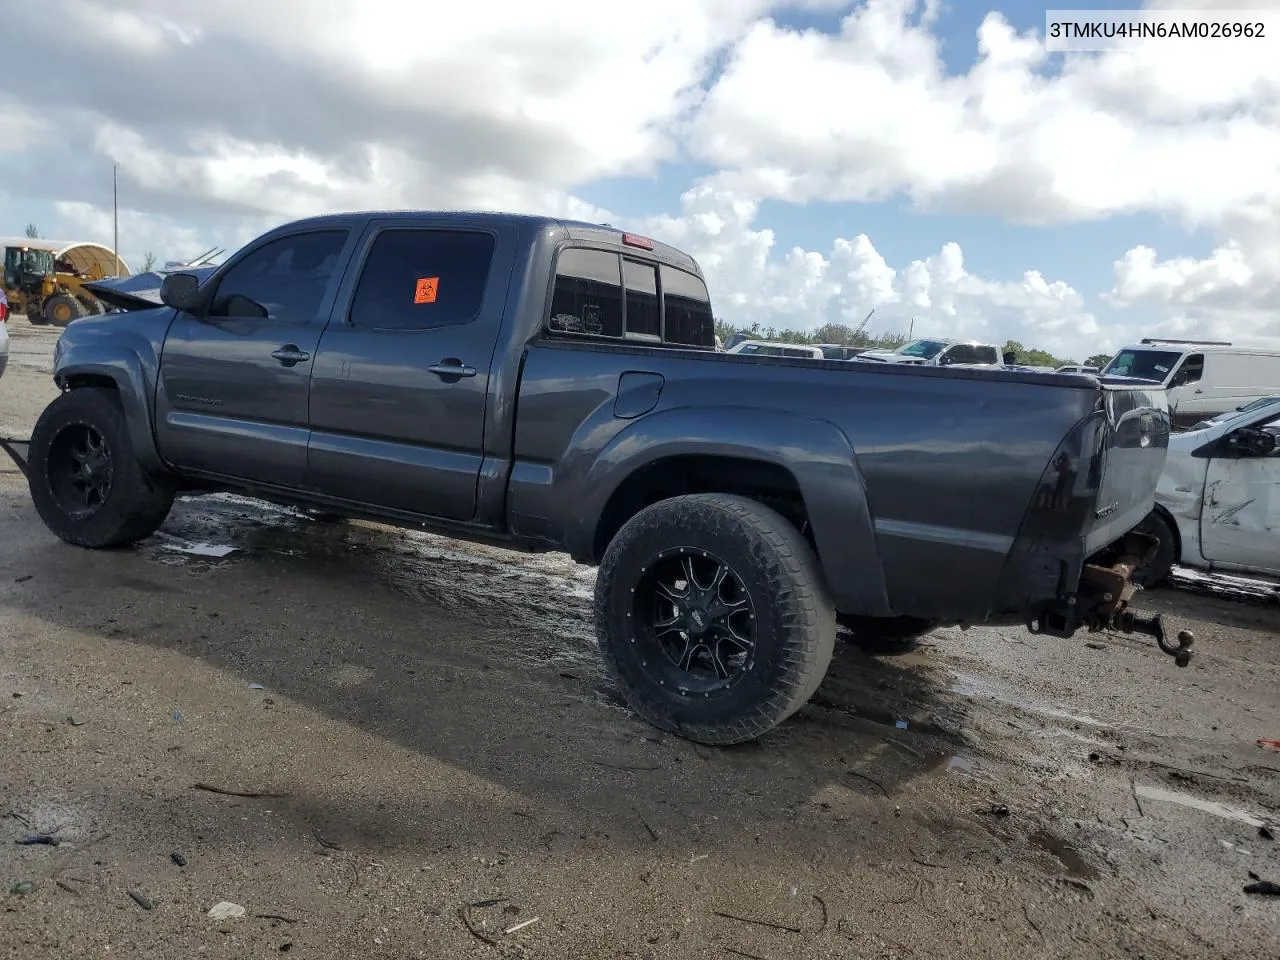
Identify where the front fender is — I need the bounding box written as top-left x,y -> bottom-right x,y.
53,321 -> 165,473
568,406 -> 892,617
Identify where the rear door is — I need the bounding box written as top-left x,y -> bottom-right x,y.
154,226 -> 355,487
306,217 -> 520,521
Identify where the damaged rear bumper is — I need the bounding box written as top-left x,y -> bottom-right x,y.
1027,529 -> 1195,667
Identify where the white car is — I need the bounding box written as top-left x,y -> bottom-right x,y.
727,339 -> 826,359
856,338 -> 1004,368
1135,397 -> 1280,585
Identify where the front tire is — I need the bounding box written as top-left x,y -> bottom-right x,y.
28,388 -> 175,548
594,493 -> 837,745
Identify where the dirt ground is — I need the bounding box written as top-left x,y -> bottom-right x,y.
1,317 -> 1278,959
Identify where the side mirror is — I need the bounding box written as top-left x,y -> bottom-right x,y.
1224,427 -> 1277,458
160,272 -> 202,312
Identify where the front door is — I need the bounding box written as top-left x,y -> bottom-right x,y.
154,227 -> 355,488
1199,412 -> 1280,576
306,218 -> 520,521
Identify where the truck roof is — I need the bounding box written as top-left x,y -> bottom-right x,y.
270,210 -> 703,276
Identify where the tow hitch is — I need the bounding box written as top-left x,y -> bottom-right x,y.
1028,530 -> 1195,667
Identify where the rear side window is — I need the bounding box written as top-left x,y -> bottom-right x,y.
207,229 -> 348,323
623,259 -> 660,340
549,249 -> 623,337
349,228 -> 495,330
661,265 -> 714,347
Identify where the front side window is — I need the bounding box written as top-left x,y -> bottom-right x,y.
548,248 -> 623,338
208,229 -> 348,322
661,265 -> 714,347
1173,353 -> 1205,386
349,228 -> 495,330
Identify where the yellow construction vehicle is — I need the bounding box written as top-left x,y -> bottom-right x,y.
1,237 -> 131,326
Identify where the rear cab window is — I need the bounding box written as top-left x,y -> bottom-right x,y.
547,246 -> 715,349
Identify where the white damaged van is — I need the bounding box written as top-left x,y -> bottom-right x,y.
1101,338 -> 1280,429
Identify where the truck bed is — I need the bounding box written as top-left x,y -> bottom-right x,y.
507,340 -> 1168,624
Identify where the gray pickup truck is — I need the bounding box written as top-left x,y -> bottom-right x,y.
15,211 -> 1190,745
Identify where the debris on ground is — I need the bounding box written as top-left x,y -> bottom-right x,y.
505,917 -> 540,934
1261,826 -> 1275,842
1257,739 -> 1280,752
1243,880 -> 1280,897
208,901 -> 247,921
128,890 -> 154,910
171,852 -> 187,867
10,881 -> 34,895
979,803 -> 1010,818
248,683 -> 265,690
67,716 -> 86,726
15,834 -> 59,846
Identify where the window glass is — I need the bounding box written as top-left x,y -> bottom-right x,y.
208,230 -> 348,322
1102,349 -> 1182,383
548,249 -> 623,338
1175,353 -> 1205,385
349,229 -> 495,330
623,259 -> 660,340
661,265 -> 714,347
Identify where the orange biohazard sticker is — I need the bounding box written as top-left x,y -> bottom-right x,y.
414,277 -> 439,304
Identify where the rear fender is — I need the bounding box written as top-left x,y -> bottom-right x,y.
53,338 -> 163,474
571,407 -> 892,616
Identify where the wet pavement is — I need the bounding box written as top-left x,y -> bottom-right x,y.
0,325 -> 1278,958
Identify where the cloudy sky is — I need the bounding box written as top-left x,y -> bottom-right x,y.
2,0 -> 1278,360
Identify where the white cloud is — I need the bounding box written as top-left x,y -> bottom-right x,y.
3,0 -> 1279,358
640,184 -> 1097,356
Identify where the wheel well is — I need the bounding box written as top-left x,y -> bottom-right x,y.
592,455 -> 811,562
59,374 -> 119,392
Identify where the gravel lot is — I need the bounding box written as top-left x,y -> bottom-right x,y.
2,317 -> 1278,959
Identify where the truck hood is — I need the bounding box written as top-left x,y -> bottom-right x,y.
82,267 -> 218,312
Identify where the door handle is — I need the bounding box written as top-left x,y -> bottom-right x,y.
428,360 -> 477,380
271,345 -> 311,367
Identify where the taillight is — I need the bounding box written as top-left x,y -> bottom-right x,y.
0,302 -> 8,322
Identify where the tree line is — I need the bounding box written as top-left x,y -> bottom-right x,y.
713,319 -> 1113,369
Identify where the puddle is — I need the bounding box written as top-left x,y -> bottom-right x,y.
946,755 -> 977,776
140,493 -> 603,672
1029,828 -> 1100,880
1134,784 -> 1265,828
950,672 -> 1111,729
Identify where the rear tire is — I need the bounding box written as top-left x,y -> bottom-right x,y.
594,493 -> 837,745
28,388 -> 175,548
1133,510 -> 1177,588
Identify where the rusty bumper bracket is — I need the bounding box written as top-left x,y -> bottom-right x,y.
0,437 -> 30,480
1027,529 -> 1195,667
